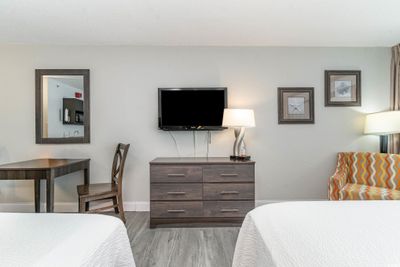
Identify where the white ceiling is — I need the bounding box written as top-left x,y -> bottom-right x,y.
0,0 -> 399,47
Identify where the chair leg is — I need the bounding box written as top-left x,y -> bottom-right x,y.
85,201 -> 90,212
117,195 -> 126,223
79,197 -> 86,213
113,196 -> 119,214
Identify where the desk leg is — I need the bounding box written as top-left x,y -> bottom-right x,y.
34,179 -> 41,213
46,177 -> 54,213
84,166 -> 90,211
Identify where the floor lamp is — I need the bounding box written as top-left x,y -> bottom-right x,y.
364,111 -> 400,153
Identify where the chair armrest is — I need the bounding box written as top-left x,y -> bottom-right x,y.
329,154 -> 349,200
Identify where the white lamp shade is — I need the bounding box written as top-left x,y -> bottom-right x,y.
364,111 -> 400,135
222,109 -> 255,128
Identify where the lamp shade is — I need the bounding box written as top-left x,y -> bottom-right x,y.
364,111 -> 400,135
222,109 -> 255,128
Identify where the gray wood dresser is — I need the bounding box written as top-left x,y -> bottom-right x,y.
150,157 -> 255,228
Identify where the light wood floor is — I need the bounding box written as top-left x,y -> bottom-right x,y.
124,212 -> 240,267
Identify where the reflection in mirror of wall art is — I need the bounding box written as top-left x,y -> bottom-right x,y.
325,70 -> 361,107
278,87 -> 314,124
36,69 -> 90,144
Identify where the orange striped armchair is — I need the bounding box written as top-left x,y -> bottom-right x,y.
329,152 -> 400,200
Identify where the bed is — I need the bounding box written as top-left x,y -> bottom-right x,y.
0,213 -> 135,267
232,201 -> 400,267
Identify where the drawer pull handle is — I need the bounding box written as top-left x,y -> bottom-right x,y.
167,209 -> 186,213
220,173 -> 238,177
167,192 -> 186,195
220,191 -> 240,195
167,174 -> 185,177
220,209 -> 239,213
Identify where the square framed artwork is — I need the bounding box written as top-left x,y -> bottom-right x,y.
278,87 -> 314,124
325,70 -> 361,106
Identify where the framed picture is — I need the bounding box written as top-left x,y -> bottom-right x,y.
278,87 -> 314,124
325,70 -> 361,106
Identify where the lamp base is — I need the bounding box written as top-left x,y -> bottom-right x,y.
230,155 -> 251,161
380,135 -> 388,153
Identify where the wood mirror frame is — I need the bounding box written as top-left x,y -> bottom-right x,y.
35,69 -> 90,144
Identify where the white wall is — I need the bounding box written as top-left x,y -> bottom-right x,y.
0,45 -> 390,211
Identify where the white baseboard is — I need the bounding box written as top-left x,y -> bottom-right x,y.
0,202 -> 77,213
0,202 -> 42,212
123,201 -> 150,212
0,201 -> 150,213
0,199 -> 325,213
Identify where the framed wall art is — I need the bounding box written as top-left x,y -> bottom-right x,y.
278,87 -> 314,124
325,70 -> 361,106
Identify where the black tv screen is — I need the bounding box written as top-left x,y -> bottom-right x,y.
158,88 -> 227,130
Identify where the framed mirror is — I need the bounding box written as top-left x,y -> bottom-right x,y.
35,69 -> 90,144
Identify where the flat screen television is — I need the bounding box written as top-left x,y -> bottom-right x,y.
158,87 -> 227,130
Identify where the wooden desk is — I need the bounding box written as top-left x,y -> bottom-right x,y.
0,159 -> 90,212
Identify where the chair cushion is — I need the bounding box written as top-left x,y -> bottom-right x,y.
346,152 -> 400,190
77,183 -> 117,197
339,183 -> 400,200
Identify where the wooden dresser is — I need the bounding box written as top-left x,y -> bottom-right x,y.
150,157 -> 255,228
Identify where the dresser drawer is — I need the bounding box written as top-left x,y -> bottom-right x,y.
203,201 -> 254,217
150,165 -> 202,183
203,183 -> 254,200
151,183 -> 202,201
203,165 -> 254,182
151,201 -> 203,218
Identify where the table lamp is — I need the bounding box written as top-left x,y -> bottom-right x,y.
223,108 -> 256,160
364,111 -> 400,153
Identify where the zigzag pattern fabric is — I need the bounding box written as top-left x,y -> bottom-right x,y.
328,153 -> 348,200
339,183 -> 400,200
348,152 -> 400,189
329,152 -> 400,200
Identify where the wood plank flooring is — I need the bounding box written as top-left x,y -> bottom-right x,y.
124,212 -> 240,267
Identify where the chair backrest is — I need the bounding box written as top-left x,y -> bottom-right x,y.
340,152 -> 400,190
111,143 -> 130,192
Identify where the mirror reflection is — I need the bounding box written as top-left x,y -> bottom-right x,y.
42,75 -> 85,138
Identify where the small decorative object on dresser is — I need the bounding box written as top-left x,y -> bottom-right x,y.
149,157 -> 255,228
222,109 -> 256,160
278,87 -> 314,124
325,70 -> 361,106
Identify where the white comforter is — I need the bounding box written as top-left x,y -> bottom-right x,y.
0,213 -> 135,267
232,201 -> 400,267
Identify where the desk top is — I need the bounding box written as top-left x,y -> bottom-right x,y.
0,158 -> 90,171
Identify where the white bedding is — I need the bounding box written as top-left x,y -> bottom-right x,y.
232,201 -> 400,267
0,213 -> 135,267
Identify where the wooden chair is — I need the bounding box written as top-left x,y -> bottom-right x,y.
77,143 -> 130,222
